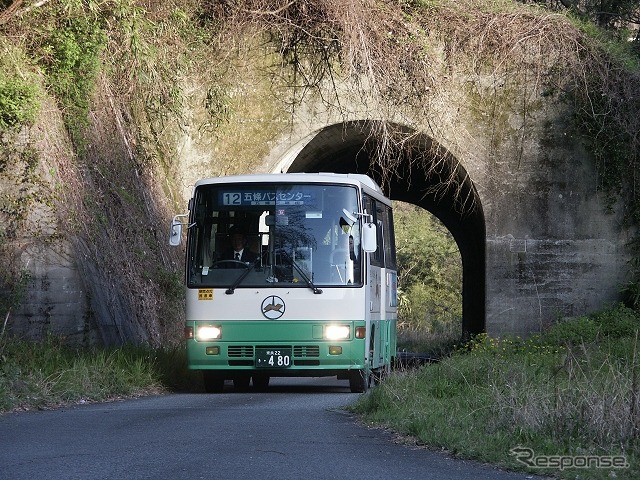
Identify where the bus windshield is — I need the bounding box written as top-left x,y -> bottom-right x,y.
187,183 -> 362,288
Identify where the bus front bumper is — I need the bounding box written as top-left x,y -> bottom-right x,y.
185,320 -> 367,373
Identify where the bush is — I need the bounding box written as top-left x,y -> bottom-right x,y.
541,303 -> 640,345
0,76 -> 39,129
38,14 -> 106,145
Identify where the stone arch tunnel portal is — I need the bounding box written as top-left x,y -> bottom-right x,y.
283,121 -> 486,337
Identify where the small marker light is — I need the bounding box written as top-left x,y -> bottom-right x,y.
329,346 -> 342,355
206,346 -> 220,355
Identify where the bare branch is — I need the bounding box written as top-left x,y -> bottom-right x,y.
0,0 -> 52,26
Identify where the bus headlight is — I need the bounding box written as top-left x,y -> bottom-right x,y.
325,325 -> 350,340
197,326 -> 221,341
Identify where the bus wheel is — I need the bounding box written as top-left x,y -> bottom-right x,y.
349,369 -> 370,393
252,374 -> 270,392
233,374 -> 251,392
203,371 -> 224,393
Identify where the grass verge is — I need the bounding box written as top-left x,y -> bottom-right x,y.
352,303 -> 640,480
0,336 -> 199,412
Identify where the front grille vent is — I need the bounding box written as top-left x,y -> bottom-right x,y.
228,346 -> 254,358
293,345 -> 320,357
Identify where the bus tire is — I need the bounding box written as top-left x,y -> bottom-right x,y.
349,369 -> 370,393
202,371 -> 224,393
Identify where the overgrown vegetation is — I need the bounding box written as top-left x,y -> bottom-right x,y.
353,303 -> 640,479
0,334 -> 198,412
530,0 -> 640,44
0,263 -> 29,334
0,1 -> 201,344
41,15 -> 106,147
0,40 -> 42,323
211,0 -> 639,178
0,74 -> 38,129
0,139 -> 45,326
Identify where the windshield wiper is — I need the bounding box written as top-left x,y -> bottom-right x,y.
225,263 -> 255,295
279,250 -> 322,294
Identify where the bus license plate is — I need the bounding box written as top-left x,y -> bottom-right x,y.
255,348 -> 292,368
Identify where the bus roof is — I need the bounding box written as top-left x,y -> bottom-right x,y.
193,172 -> 385,195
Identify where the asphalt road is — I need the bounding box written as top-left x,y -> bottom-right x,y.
0,377 -> 542,480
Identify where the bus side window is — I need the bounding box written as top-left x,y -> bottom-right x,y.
364,195 -> 384,268
382,206 -> 396,269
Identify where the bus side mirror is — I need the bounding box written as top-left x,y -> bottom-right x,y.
169,217 -> 183,247
362,222 -> 377,252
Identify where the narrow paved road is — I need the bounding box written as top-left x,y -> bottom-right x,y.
0,377 -> 541,480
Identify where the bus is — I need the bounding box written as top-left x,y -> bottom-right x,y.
169,173 -> 397,393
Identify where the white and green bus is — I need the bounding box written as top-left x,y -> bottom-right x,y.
169,173 -> 397,393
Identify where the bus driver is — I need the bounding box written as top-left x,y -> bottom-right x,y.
223,226 -> 257,263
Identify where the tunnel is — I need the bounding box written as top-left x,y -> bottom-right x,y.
285,120 -> 486,337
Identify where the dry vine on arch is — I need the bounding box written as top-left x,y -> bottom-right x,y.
207,1 -> 637,214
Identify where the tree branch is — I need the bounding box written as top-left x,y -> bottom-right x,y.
0,0 -> 52,26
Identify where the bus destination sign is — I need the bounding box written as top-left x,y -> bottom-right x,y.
220,190 -> 313,206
